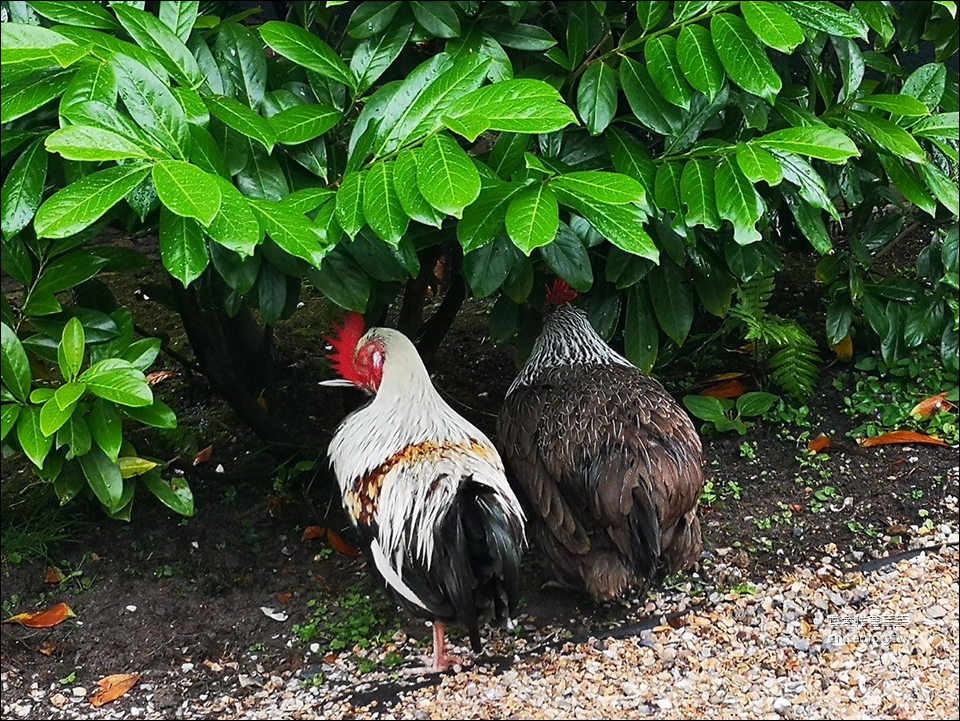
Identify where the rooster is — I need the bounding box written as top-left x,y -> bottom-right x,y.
497,280 -> 703,602
321,313 -> 525,673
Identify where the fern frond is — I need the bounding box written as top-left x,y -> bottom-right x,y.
768,327 -> 821,400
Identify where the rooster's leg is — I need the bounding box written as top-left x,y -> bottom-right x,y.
402,621 -> 467,675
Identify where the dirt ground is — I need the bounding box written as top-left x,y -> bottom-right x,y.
2,236 -> 958,717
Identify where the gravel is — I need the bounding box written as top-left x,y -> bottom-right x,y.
4,525 -> 958,720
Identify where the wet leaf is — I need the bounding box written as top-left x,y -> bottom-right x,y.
192,445 -> 213,465
326,528 -> 361,557
3,602 -> 76,628
302,525 -> 326,541
90,673 -> 140,707
910,392 -> 955,419
858,431 -> 952,448
807,434 -> 832,453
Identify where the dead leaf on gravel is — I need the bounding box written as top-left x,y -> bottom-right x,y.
302,525 -> 326,541
807,434 -> 832,453
2,602 -> 76,628
192,445 -> 213,465
910,392 -> 955,419
146,370 -> 176,385
326,528 -> 361,557
858,431 -> 952,448
45,566 -> 65,584
90,673 -> 140,707
203,660 -> 224,672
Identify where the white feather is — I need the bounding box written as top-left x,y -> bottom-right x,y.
369,539 -> 429,611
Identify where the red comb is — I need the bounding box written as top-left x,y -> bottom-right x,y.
323,312 -> 365,384
545,279 -> 577,306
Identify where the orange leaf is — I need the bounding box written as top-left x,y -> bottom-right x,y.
910,392 -> 955,419
302,525 -> 326,541
858,431 -> 952,448
192,445 -> 213,465
37,641 -> 58,656
45,566 -> 66,584
700,378 -> 747,399
2,602 -> 76,628
257,394 -> 268,411
90,674 -> 140,707
326,528 -> 361,557
831,335 -> 853,362
146,370 -> 177,386
277,592 -> 293,604
789,503 -> 803,513
807,434 -> 831,453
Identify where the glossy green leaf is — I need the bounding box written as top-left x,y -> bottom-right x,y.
680,160 -> 721,230
34,164 -> 151,239
648,260 -> 693,346
772,149 -> 840,221
111,52 -> 188,159
755,127 -> 859,164
917,161 -> 960,217
113,4 -> 202,89
60,61 -> 118,114
17,407 -> 53,469
417,134 -> 481,218
159,0 -> 199,43
1,138 -> 48,239
741,1 -> 804,53
142,470 -> 194,517
550,171 -> 646,206
711,13 -> 781,104
443,78 -> 577,141
259,21 -> 355,90
646,35 -> 692,110
782,187 -> 832,254
411,1 -> 460,38
40,394 -> 78,437
878,155 -> 936,217
58,317 -> 85,382
577,61 -> 618,135
540,222 -> 593,291
735,143 -> 782,185
122,398 -> 178,429
394,150 -> 445,228
625,285 -> 658,373
159,206 -> 208,287
855,94 -> 932,116
462,235 -> 522,299
363,161 -> 409,246
152,160 -> 222,226
774,0 -> 870,40
79,446 -> 124,511
554,189 -> 658,263
1,68 -> 74,124
204,95 -> 276,153
607,128 -> 656,202
89,398 -> 122,462
636,1 -> 669,30
45,125 -> 158,163
457,183 -> 523,253
350,19 -> 413,94
336,171 -> 366,239
214,22 -> 267,109
677,24 -> 726,101
347,1 -> 402,39
715,158 -> 764,245
28,1 -> 120,30
206,177 -> 261,257
81,359 -> 152,408
901,63 -> 947,112
655,162 -> 683,216
122,338 -> 161,372
269,104 -> 341,145
620,56 -> 682,136
1,405 -> 20,442
505,184 -> 559,255
485,23 -> 557,51
249,198 -> 331,269
1,322 -> 31,403
307,247 -> 371,312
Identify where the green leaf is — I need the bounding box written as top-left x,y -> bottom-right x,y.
577,60 -> 618,135
645,35 -> 692,110
680,160 -> 721,230
912,112 -> 959,140
1,322 -> 32,403
204,95 -> 276,153
259,21 -> 356,90
539,222 -> 593,292
122,398 -> 177,429
741,1 -> 804,53
394,150 -> 445,228
855,94 -> 932,116
682,395 -> 728,424
457,183 -> 523,253
118,456 -> 160,478
40,394 -> 78,437
625,284 -> 658,373
113,4 -> 202,89
774,0 -> 869,39
79,446 -> 124,511
677,24 -> 725,101
554,190 -> 658,263
142,469 -> 194,516
636,1 -> 669,30
347,1 -> 402,39
607,128 -> 656,202
122,338 -> 161,372
34,164 -> 151,239
771,149 -> 840,221
214,22 -> 267,109
648,260 -> 693,346
249,198 -> 331,269
45,125 -> 159,163
505,184 -> 559,255
28,1 -> 121,30
485,23 -> 557,51
736,391 -> 779,417
715,158 -> 764,245
1,404 -> 21,442
159,0 -> 199,43
917,162 -> 960,217
17,407 -> 53,469
363,161 -> 409,246
463,235 -> 523,299
840,110 -> 926,163
159,206 -> 208,287
1,138 -> 48,239
620,56 -> 682,135
755,127 -> 859,164
152,160 -> 222,227
417,134 -> 481,218
1,68 -> 74,124
335,171 -> 366,240
81,359 -> 152,408
711,13 -> 781,105
734,144 -> 781,188
783,188 -> 832,254
206,176 -> 261,257
901,63 -> 947,112
411,1 -> 460,38
550,171 -> 646,206
89,398 -> 122,462
269,104 -> 341,145
878,155 -> 936,217
350,18 -> 413,94
307,247 -> 370,312
443,78 -> 577,141
111,52 -> 189,160
58,317 -> 85,382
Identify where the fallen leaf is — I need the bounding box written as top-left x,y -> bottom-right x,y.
37,641 -> 58,656
831,335 -> 853,362
192,445 -> 213,465
45,566 -> 65,584
910,392 -> 955,419
858,431 -> 952,448
302,525 -> 326,541
807,434 -> 831,453
277,592 -> 293,604
789,503 -> 803,513
90,553 -> 101,562
203,660 -> 224,672
260,606 -> 289,622
90,673 -> 140,707
700,378 -> 747,399
326,528 -> 361,557
2,602 -> 76,628
256,394 -> 268,411
146,370 -> 176,386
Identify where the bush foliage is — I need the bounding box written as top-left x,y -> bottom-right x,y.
1,0 -> 957,518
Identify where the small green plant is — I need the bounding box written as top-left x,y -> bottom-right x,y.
910,489 -> 924,500
730,582 -> 757,596
683,392 -> 780,435
739,442 -> 757,461
698,478 -> 744,507
58,672 -> 77,686
272,459 -> 316,500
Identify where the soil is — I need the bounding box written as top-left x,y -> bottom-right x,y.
2,233 -> 958,717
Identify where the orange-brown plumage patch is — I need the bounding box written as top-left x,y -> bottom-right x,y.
344,439 -> 494,526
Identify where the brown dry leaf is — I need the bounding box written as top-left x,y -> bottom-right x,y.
326,528 -> 361,557
37,641 -> 58,656
203,660 -> 224,672
146,370 -> 177,386
277,592 -> 293,604
90,673 -> 140,707
2,602 -> 76,628
831,335 -> 853,362
45,566 -> 66,584
192,445 -> 213,465
789,503 -> 803,513
807,434 -> 832,453
858,431 -> 952,448
256,394 -> 268,411
910,392 -> 955,419
301,525 -> 326,541
700,378 -> 747,399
